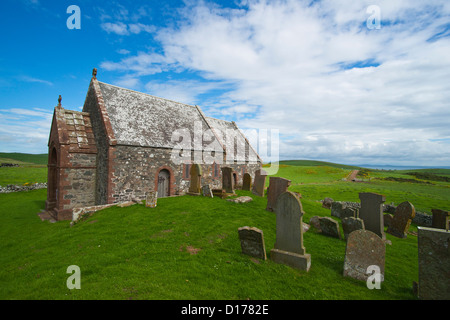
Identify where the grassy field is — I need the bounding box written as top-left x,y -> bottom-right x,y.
0,153 -> 47,186
0,157 -> 449,300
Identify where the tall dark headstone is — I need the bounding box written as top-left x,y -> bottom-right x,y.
270,191 -> 311,271
359,192 -> 386,240
266,177 -> 291,212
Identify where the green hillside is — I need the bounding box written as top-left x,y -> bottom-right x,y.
0,152 -> 48,165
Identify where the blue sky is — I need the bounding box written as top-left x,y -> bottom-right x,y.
1,0 -> 450,167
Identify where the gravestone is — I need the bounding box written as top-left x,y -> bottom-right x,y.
188,164 -> 202,195
417,227 -> 450,300
266,177 -> 291,212
322,197 -> 333,209
238,226 -> 267,260
431,209 -> 450,230
343,229 -> 385,282
145,191 -> 157,208
331,202 -> 359,219
387,201 -> 415,238
201,185 -> 213,198
359,192 -> 386,240
221,167 -> 234,194
342,217 -> 365,240
270,191 -> 311,271
252,169 -> 267,197
242,173 -> 252,191
319,217 -> 341,239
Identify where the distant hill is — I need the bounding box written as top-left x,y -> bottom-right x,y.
276,159 -> 363,170
0,153 -> 48,165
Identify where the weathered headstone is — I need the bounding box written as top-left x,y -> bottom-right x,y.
387,201 -> 415,238
238,226 -> 267,260
188,164 -> 202,195
319,217 -> 341,239
417,227 -> 450,300
145,191 -> 157,208
322,197 -> 333,209
342,217 -> 365,240
331,201 -> 359,219
242,173 -> 252,191
431,209 -> 450,230
270,191 -> 311,271
221,167 -> 234,194
343,230 -> 385,282
266,177 -> 291,212
201,185 -> 213,198
252,169 -> 267,197
359,192 -> 386,240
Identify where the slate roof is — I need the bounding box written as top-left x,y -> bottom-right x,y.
53,106 -> 97,153
91,80 -> 261,162
98,81 -> 220,151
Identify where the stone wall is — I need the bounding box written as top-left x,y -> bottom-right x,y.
110,144 -> 261,203
60,152 -> 97,212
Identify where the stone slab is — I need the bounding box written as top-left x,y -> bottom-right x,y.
238,226 -> 267,260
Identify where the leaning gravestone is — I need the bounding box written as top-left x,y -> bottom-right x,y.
343,229 -> 385,282
359,192 -> 386,240
221,167 -> 234,194
145,191 -> 157,208
266,177 -> 291,212
342,217 -> 365,240
431,209 -> 450,230
242,173 -> 252,191
270,191 -> 311,271
387,201 -> 415,238
201,185 -> 213,198
417,226 -> 450,300
319,217 -> 341,239
188,164 -> 202,195
252,169 -> 267,197
238,226 -> 267,260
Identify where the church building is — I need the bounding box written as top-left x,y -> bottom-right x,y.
45,69 -> 262,220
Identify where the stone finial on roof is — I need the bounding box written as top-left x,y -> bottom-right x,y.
92,68 -> 97,79
58,95 -> 62,107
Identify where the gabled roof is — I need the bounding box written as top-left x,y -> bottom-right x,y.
49,106 -> 97,153
82,74 -> 262,162
97,81 -> 220,151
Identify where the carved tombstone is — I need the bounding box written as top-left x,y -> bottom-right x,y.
319,217 -> 341,239
342,217 -> 365,240
343,230 -> 385,282
221,167 -> 234,194
431,209 -> 450,230
359,192 -> 386,240
238,226 -> 267,260
417,227 -> 450,300
242,173 -> 252,191
252,169 -> 267,197
270,191 -> 311,271
201,185 -> 213,198
188,164 -> 202,195
145,191 -> 157,208
387,201 -> 415,238
266,177 -> 291,212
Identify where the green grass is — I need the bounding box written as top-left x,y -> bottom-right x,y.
0,154 -> 47,186
2,156 -> 449,300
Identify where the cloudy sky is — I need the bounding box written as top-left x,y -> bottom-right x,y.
1,0 -> 450,167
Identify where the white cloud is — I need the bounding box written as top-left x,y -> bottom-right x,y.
100,0 -> 450,166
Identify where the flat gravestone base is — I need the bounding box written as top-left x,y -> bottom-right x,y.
270,249 -> 311,271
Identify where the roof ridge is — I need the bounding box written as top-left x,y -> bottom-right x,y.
97,81 -> 198,109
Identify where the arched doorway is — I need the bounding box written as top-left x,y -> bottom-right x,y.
157,169 -> 170,198
46,147 -> 58,211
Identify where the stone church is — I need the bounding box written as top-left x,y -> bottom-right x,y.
46,69 -> 262,220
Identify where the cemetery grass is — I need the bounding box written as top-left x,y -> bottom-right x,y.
1,190 -> 424,300
0,156 -> 47,186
